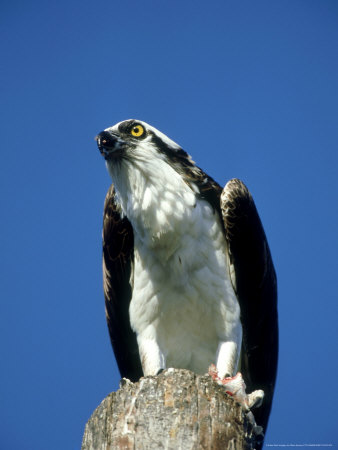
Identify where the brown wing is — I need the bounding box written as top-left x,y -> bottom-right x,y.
221,178 -> 278,435
102,184 -> 143,381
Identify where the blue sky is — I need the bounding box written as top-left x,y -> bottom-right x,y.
1,1 -> 337,448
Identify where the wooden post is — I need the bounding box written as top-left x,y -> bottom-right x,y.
82,369 -> 262,449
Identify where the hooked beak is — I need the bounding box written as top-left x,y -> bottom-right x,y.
95,131 -> 122,160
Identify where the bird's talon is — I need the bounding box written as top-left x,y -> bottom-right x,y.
208,365 -> 264,411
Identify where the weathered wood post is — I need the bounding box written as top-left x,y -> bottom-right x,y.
82,369 -> 263,449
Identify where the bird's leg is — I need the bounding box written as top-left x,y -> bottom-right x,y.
137,336 -> 166,376
215,340 -> 240,379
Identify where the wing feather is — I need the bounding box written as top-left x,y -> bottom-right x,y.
221,178 -> 278,433
102,184 -> 143,381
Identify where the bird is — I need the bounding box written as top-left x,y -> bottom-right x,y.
95,119 -> 278,435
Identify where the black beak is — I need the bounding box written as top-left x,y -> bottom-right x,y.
95,131 -> 120,158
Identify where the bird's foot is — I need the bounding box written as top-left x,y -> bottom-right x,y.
208,364 -> 264,411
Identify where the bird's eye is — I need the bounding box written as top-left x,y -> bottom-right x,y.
130,124 -> 145,137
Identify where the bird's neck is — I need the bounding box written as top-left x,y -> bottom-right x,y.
107,157 -> 198,249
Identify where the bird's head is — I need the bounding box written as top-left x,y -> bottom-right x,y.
95,119 -> 221,225
95,119 -> 203,203
95,119 -> 184,163
96,120 -> 202,234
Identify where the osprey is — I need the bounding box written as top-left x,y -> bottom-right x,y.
96,119 -> 278,434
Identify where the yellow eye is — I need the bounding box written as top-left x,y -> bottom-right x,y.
130,124 -> 145,137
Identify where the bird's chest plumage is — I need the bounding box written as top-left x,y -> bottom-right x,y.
109,156 -> 240,375
127,183 -> 240,375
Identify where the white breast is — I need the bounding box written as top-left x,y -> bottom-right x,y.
108,152 -> 241,376
130,183 -> 240,374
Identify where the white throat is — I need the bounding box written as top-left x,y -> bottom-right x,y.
106,147 -> 198,251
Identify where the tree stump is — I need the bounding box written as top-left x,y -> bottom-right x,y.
82,368 -> 262,450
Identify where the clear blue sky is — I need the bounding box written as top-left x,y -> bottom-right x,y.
1,1 -> 337,448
